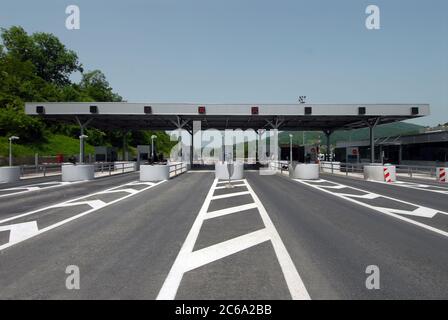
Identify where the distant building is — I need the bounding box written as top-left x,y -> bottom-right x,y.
334,130 -> 448,166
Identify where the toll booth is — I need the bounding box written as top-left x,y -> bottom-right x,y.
94,146 -> 118,162
137,145 -> 150,162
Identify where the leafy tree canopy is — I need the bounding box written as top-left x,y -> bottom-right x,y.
1,26 -> 82,86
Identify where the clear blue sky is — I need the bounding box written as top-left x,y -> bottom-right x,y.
1,0 -> 447,125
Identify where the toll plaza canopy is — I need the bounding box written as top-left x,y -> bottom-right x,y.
25,102 -> 429,131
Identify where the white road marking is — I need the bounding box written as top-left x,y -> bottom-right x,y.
294,179 -> 448,238
157,178 -> 310,300
317,185 -> 347,190
0,180 -> 165,251
371,180 -> 448,195
55,200 -> 107,210
185,229 -> 271,272
383,207 -> 439,218
0,221 -> 39,243
335,193 -> 381,200
97,188 -> 139,195
244,180 -> 310,300
0,181 -> 83,198
205,203 -> 258,220
157,178 -> 218,300
214,183 -> 246,190
216,179 -> 245,185
211,191 -> 250,200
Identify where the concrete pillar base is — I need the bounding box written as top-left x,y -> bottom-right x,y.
62,164 -> 95,182
364,164 -> 396,182
289,163 -> 320,180
215,162 -> 244,180
0,166 -> 21,183
140,164 -> 170,181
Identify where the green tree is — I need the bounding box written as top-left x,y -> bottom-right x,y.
1,26 -> 83,86
80,70 -> 122,102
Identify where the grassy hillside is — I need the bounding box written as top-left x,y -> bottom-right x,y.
0,134 -> 95,157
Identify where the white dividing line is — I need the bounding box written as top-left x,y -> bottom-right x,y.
0,181 -> 84,198
157,179 -> 310,300
294,179 -> 448,238
0,180 -> 165,251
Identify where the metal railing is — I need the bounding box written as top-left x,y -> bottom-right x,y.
320,161 -> 442,180
267,160 -> 290,174
94,162 -> 137,176
268,160 -> 443,181
18,162 -> 138,178
168,162 -> 188,178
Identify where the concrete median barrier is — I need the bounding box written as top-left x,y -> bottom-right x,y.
364,164 -> 396,182
289,163 -> 319,180
0,166 -> 21,183
140,164 -> 170,181
215,161 -> 244,180
62,164 -> 95,182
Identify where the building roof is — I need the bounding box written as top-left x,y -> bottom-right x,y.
25,102 -> 429,131
336,130 -> 448,148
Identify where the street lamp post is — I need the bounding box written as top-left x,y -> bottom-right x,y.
79,134 -> 88,164
289,134 -> 293,165
151,135 -> 157,163
8,136 -> 19,166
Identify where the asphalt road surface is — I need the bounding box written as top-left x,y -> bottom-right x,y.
0,170 -> 447,299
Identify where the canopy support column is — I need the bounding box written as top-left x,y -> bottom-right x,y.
323,129 -> 333,162
75,117 -> 92,164
365,117 -> 381,163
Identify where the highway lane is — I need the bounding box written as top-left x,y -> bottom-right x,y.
0,172 -> 214,299
0,172 -> 139,221
1,170 -> 447,299
247,172 -> 448,299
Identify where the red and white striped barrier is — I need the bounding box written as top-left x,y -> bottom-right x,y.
383,167 -> 393,183
437,168 -> 447,183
